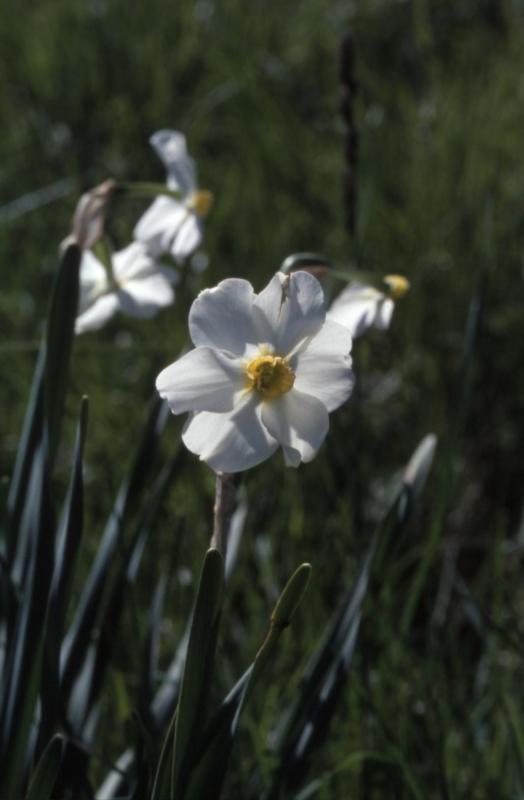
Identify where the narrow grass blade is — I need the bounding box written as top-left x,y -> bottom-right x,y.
6,344 -> 45,568
44,241 -> 81,466
26,734 -> 65,800
38,398 -> 88,748
401,266 -> 485,633
267,434 -> 437,797
138,575 -> 167,722
293,749 -> 426,800
0,436 -> 54,798
151,548 -> 224,800
183,564 -> 312,800
60,397 -> 170,699
65,440 -> 183,736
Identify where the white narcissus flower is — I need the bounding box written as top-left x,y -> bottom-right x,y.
156,271 -> 354,472
133,130 -> 212,262
327,275 -> 409,338
328,283 -> 394,338
75,242 -> 178,334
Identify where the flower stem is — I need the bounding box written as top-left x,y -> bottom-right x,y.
210,471 -> 239,560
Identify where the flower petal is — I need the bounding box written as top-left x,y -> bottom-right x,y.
254,270 -> 325,355
78,251 -> 109,312
375,297 -> 394,329
189,278 -> 261,355
293,318 -> 354,412
171,214 -> 202,261
182,394 -> 278,472
75,293 -> 119,334
133,196 -> 188,255
328,283 -> 392,337
79,249 -> 107,284
113,241 -> 156,280
261,388 -> 329,466
281,445 -> 301,468
150,129 -> 197,195
117,274 -> 175,318
157,346 -> 245,413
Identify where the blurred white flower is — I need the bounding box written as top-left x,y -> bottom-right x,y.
75,242 -> 178,334
134,130 -> 212,262
328,274 -> 409,338
156,271 -> 354,472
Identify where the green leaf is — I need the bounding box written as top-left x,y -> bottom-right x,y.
44,241 -> 81,466
38,398 -> 88,749
0,437 -> 54,799
267,433 -> 436,798
26,734 -> 64,800
60,397 -> 170,702
6,345 -> 45,567
151,548 -> 224,800
183,564 -> 312,800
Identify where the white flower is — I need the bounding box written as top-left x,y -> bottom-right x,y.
328,275 -> 409,338
156,271 -> 354,472
328,283 -> 394,338
75,242 -> 178,334
133,130 -> 212,262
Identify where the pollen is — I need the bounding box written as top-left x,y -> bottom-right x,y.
383,273 -> 410,299
186,190 -> 214,218
245,354 -> 295,400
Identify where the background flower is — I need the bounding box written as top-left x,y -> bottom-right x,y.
76,241 -> 178,334
133,130 -> 212,262
156,270 -> 354,472
328,282 -> 394,337
328,275 -> 409,338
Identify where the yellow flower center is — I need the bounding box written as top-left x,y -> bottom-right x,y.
245,354 -> 295,400
383,273 -> 410,300
186,190 -> 214,218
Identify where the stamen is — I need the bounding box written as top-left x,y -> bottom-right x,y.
383,274 -> 410,299
186,190 -> 214,218
245,354 -> 295,400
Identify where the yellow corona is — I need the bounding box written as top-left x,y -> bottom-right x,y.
186,190 -> 214,218
245,354 -> 295,400
383,273 -> 410,299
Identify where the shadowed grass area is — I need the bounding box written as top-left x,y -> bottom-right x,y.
1,0 -> 524,797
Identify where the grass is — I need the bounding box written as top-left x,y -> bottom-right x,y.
1,0 -> 524,797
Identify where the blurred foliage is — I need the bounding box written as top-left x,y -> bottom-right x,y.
1,0 -> 524,797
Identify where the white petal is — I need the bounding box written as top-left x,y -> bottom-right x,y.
113,241 -> 156,281
282,445 -> 301,468
78,251 -> 109,312
133,197 -> 188,255
156,347 -> 245,413
171,214 -> 202,261
182,395 -> 278,472
150,129 -> 197,195
79,250 -> 107,284
261,388 -> 329,466
75,293 -> 119,334
254,271 -> 325,355
117,274 -> 175,318
375,297 -> 394,329
293,319 -> 354,412
189,278 -> 261,355
328,283 -> 390,337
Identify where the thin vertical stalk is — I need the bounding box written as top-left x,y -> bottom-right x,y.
210,472 -> 239,561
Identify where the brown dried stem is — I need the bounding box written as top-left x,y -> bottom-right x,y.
210,471 -> 240,561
